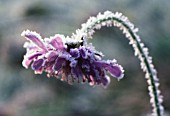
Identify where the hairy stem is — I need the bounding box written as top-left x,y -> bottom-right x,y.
78,11 -> 164,116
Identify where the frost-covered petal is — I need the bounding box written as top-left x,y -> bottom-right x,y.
94,60 -> 124,80
31,59 -> 45,70
49,36 -> 65,50
28,52 -> 42,60
79,47 -> 88,59
70,48 -> 80,58
106,65 -> 123,79
21,30 -> 47,51
22,57 -> 32,69
22,52 -> 43,69
45,52 -> 58,62
53,57 -> 66,71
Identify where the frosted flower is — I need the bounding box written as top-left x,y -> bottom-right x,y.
21,30 -> 124,87
21,10 -> 164,115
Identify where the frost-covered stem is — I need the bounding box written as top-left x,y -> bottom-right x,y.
77,11 -> 164,116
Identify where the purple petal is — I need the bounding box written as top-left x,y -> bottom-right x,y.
49,36 -> 64,50
88,66 -> 100,81
22,52 -> 43,69
82,60 -> 90,72
21,30 -> 47,51
46,52 -> 58,62
70,59 -> 78,67
28,52 -> 42,60
70,48 -> 80,58
79,47 -> 88,59
53,57 -> 66,71
101,76 -> 110,87
31,59 -> 44,70
106,65 -> 122,78
71,65 -> 82,78
94,61 -> 123,79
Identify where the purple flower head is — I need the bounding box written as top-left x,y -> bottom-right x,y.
21,30 -> 124,87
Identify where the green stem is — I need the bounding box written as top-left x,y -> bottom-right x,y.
114,18 -> 161,116
81,14 -> 163,116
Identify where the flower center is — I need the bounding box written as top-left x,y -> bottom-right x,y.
66,40 -> 84,52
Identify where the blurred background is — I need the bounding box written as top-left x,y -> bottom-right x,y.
0,0 -> 170,116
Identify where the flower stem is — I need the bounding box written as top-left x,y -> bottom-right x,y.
79,11 -> 164,116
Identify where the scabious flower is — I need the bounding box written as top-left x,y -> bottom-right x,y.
21,11 -> 164,115
21,30 -> 124,87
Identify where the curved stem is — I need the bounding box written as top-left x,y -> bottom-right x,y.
77,11 -> 164,116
